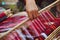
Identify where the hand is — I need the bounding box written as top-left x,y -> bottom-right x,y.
27,10 -> 39,20
56,3 -> 60,12
26,0 -> 39,20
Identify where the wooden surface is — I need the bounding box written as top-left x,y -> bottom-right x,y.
45,26 -> 60,40
0,0 -> 60,39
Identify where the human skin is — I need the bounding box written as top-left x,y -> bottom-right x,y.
25,0 -> 39,20
56,3 -> 60,12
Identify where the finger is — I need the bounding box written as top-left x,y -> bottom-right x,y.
35,10 -> 39,17
30,11 -> 36,19
27,11 -> 33,20
33,10 -> 39,19
36,11 -> 39,17
32,10 -> 37,19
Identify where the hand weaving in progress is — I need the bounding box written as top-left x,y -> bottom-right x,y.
0,0 -> 60,40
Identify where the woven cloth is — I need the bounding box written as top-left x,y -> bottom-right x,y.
1,11 -> 60,40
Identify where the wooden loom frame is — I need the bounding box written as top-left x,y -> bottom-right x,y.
0,0 -> 60,39
45,26 -> 60,40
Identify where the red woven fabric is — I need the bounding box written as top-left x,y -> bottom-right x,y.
2,11 -> 60,40
0,12 -> 6,18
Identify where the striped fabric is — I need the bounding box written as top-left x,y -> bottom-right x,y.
1,11 -> 60,40
0,16 -> 27,33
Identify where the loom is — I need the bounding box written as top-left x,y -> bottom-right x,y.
0,0 -> 60,40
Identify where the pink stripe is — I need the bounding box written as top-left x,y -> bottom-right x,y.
40,14 -> 47,22
22,26 -> 34,40
32,20 -> 41,34
7,33 -> 14,40
27,21 -> 40,36
46,11 -> 55,20
12,31 -> 20,40
34,19 -> 44,32
37,17 -> 46,30
42,12 -> 50,22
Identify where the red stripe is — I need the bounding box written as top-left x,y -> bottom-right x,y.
34,19 -> 44,32
0,12 -> 6,18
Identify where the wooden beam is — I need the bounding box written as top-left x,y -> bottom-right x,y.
45,26 -> 60,40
